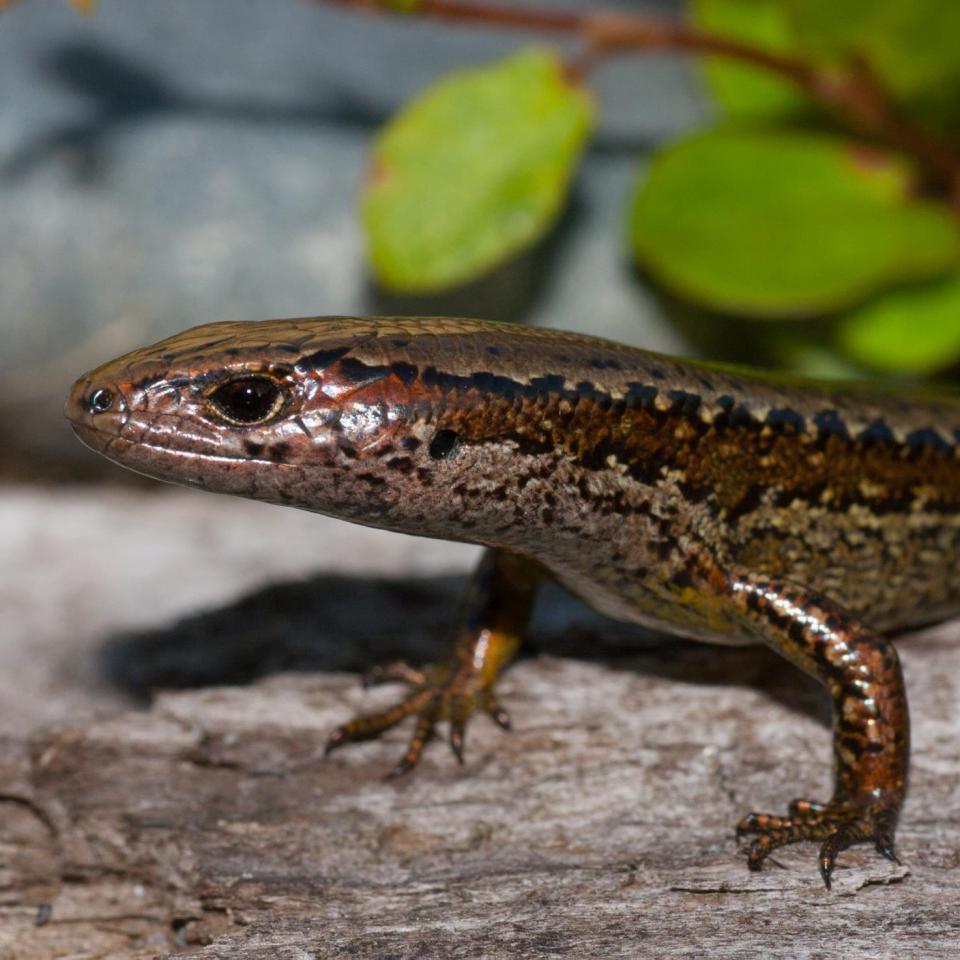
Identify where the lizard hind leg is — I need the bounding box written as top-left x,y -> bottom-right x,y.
325,549 -> 543,777
726,571 -> 909,888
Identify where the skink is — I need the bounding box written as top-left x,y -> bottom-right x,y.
65,315 -> 960,886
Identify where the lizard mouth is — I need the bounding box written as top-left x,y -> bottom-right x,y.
68,418 -> 118,456
69,418 -> 282,473
66,375 -> 268,467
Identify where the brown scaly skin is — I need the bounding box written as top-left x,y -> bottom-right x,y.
65,316 -> 960,887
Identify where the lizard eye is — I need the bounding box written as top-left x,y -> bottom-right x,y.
208,376 -> 284,425
87,388 -> 115,414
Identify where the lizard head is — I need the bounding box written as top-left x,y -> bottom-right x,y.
66,313 -> 604,543
64,317 -> 453,522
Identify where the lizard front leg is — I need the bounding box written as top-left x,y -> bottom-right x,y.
725,570 -> 909,888
326,549 -> 544,776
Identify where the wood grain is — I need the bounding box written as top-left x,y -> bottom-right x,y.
1,490 -> 958,958
2,634 -> 958,958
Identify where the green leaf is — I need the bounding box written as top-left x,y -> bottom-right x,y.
363,49 -> 594,292
629,129 -> 957,316
691,0 -> 808,120
836,274 -> 960,374
788,0 -> 960,97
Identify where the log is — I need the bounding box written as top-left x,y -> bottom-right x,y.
2,491 -> 959,958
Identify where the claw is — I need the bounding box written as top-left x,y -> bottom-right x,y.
449,723 -> 466,765
482,691 -> 512,731
386,756 -> 416,780
819,852 -> 835,890
490,707 -> 512,731
876,842 -> 899,864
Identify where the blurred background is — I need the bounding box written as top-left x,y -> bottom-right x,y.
2,0 -> 701,483
3,0 -> 958,732
2,0 -> 699,735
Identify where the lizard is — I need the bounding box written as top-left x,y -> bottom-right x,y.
65,315 -> 960,887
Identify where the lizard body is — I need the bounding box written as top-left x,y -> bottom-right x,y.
66,315 -> 960,885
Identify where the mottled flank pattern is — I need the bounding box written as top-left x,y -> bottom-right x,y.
66,316 -> 960,887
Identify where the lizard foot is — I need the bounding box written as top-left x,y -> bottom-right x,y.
325,658 -> 511,777
736,797 -> 900,888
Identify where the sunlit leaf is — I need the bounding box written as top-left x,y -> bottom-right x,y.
630,129 -> 957,316
691,0 -> 808,119
363,49 -> 594,292
836,274 -> 960,374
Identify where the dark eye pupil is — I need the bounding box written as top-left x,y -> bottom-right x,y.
211,378 -> 281,424
89,388 -> 114,413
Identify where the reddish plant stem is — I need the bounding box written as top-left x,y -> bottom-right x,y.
311,0 -> 960,197
592,16 -> 960,190
317,0 -> 588,33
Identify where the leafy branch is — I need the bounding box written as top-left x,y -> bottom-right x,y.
309,0 -> 960,376
312,0 -> 960,195
12,0 -> 960,375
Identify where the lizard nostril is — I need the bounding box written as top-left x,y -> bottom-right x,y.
88,388 -> 115,414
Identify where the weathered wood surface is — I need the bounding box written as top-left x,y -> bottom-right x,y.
2,490 -> 959,958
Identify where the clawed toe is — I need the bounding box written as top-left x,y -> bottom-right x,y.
736,797 -> 900,888
326,659 -> 509,775
325,687 -> 432,755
